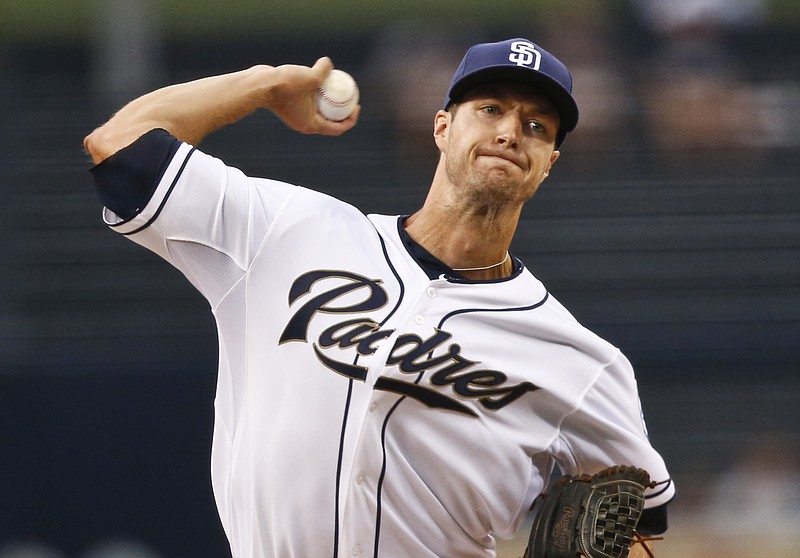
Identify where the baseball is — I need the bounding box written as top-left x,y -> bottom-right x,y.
317,69 -> 359,121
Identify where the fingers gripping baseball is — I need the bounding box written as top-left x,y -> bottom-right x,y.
267,57 -> 359,136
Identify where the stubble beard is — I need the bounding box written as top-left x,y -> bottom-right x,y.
445,152 -> 526,209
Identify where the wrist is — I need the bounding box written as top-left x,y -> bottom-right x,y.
243,64 -> 281,110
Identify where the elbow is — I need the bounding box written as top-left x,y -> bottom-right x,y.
83,122 -> 138,165
84,121 -> 164,164
83,127 -> 111,165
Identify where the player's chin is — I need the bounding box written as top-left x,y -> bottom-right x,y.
488,173 -> 540,202
466,175 -> 524,202
475,165 -> 525,189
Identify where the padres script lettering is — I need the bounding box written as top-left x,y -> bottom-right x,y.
279,270 -> 539,416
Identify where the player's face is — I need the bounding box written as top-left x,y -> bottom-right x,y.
435,83 -> 560,205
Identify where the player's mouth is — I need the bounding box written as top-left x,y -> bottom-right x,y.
476,148 -> 526,171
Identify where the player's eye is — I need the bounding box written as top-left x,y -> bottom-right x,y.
480,105 -> 500,115
526,120 -> 546,134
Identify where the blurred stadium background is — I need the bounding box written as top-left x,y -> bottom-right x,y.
1,0 -> 798,556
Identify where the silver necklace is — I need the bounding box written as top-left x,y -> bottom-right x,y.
451,251 -> 509,272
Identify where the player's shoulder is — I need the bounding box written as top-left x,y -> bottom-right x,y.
184,146 -> 369,222
273,179 -> 367,218
366,213 -> 400,234
524,280 -> 625,358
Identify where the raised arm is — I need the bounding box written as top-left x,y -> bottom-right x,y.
83,56 -> 359,164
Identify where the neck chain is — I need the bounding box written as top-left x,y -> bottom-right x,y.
451,251 -> 509,272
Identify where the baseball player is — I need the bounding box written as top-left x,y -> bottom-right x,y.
84,38 -> 675,557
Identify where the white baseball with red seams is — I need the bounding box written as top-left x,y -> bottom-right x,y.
317,69 -> 359,121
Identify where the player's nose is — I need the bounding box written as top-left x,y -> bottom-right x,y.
494,115 -> 521,149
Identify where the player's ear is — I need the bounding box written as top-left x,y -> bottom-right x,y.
433,110 -> 450,151
542,149 -> 560,180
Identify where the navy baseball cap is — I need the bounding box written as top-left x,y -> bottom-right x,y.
444,38 -> 579,147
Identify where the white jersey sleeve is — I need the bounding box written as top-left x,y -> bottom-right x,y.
103,141 -> 296,309
553,350 -> 675,509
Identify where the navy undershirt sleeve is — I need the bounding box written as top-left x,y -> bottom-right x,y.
89,128 -> 181,221
637,503 -> 668,535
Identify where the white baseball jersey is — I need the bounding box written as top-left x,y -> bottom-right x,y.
97,130 -> 675,557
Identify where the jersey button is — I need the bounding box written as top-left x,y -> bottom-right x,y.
356,474 -> 365,485
426,286 -> 437,298
352,544 -> 363,556
415,314 -> 425,325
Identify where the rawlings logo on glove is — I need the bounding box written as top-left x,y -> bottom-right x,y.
525,465 -> 658,558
